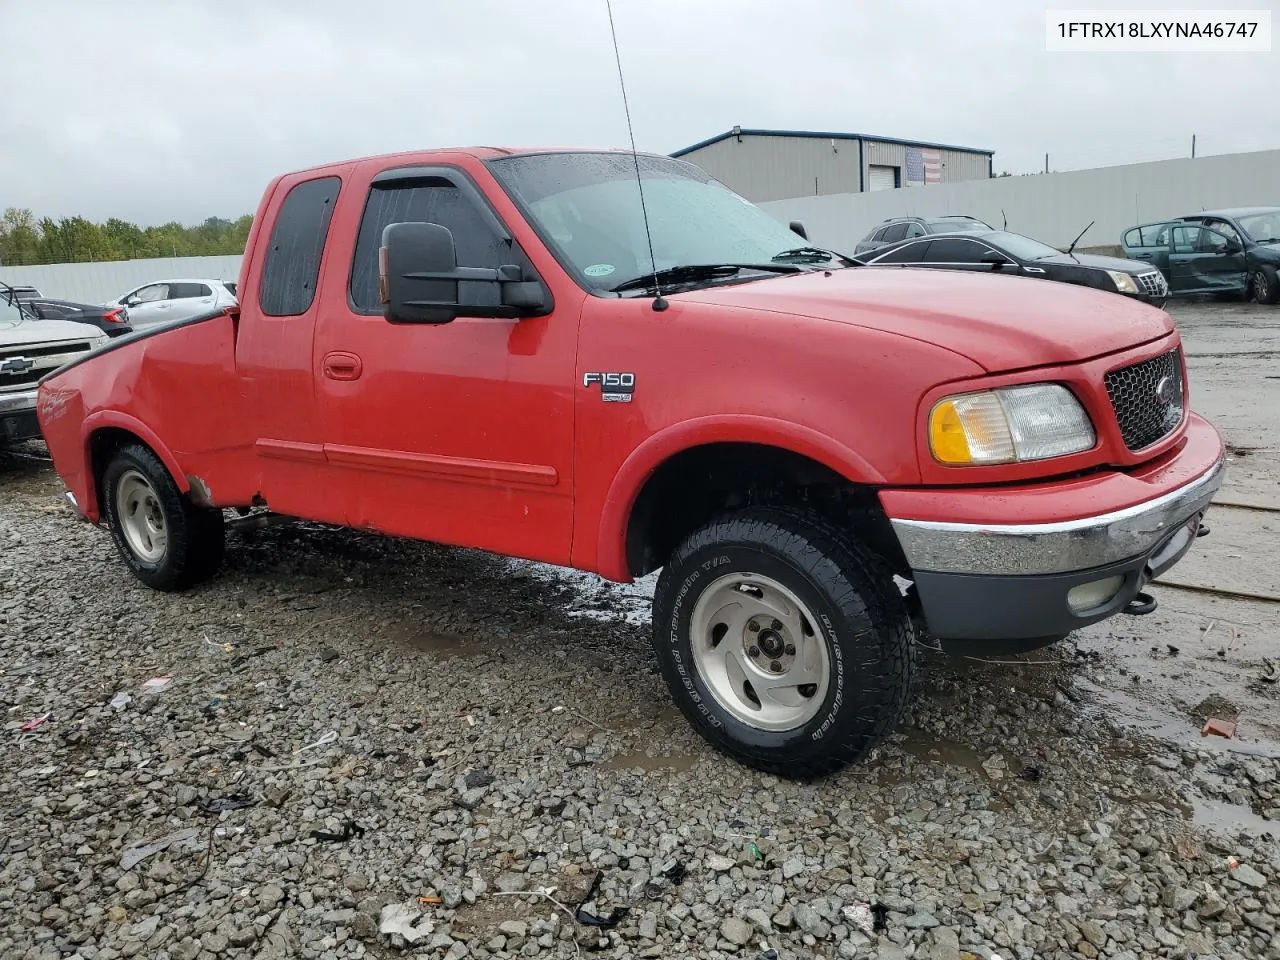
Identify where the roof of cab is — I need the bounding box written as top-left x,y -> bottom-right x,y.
279,146 -> 673,179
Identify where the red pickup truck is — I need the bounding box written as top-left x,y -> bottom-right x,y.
37,147 -> 1225,778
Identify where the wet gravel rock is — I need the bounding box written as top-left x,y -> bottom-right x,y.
1,447 -> 1279,960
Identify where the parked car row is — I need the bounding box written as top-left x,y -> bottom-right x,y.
851,226 -> 1169,307
849,205 -> 1280,307
0,277 -> 239,446
105,278 -> 239,328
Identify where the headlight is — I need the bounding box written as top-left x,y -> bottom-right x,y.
1107,270 -> 1139,294
929,384 -> 1096,465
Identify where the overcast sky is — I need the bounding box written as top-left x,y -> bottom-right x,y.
2,0 -> 1277,225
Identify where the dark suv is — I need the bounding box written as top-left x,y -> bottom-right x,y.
854,215 -> 992,255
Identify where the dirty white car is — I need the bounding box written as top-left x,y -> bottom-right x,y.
107,278 -> 238,329
1,289 -> 108,444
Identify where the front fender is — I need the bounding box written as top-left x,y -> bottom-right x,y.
79,410 -> 190,521
593,415 -> 887,582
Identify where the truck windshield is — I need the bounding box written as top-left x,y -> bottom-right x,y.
488,152 -> 829,292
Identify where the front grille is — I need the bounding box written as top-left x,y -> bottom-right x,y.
0,369 -> 42,388
0,341 -> 94,360
1104,348 -> 1185,451
1136,271 -> 1168,297
0,341 -> 98,393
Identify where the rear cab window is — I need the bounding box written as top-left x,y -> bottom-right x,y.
259,176 -> 342,317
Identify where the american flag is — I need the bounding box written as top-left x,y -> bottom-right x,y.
921,147 -> 942,184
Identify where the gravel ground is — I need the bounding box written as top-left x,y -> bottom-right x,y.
3,301 -> 1279,960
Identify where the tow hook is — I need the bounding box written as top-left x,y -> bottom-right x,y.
1123,590 -> 1158,616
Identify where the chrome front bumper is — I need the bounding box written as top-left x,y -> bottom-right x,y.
0,388 -> 38,415
889,456 -> 1226,577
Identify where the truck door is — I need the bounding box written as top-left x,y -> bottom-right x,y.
312,164 -> 579,566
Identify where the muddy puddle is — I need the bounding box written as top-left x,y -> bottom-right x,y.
892,731 -> 990,773
401,629 -> 474,659
1073,678 -> 1280,760
1188,796 -> 1280,838
0,446 -> 62,498
601,747 -> 699,773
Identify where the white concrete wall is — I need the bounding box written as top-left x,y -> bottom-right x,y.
0,255 -> 244,305
760,149 -> 1280,253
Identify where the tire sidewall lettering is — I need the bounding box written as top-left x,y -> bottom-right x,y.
668,563 -> 722,727
810,612 -> 845,741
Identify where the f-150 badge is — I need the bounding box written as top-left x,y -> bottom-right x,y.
583,372 -> 635,403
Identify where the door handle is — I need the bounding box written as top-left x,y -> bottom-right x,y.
322,351 -> 363,381
1134,253 -> 1152,259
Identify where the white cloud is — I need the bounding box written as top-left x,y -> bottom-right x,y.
2,0 -> 1276,224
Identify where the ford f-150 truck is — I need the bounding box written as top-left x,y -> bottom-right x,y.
36,148 -> 1225,778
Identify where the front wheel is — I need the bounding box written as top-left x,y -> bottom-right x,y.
102,443 -> 225,591
651,508 -> 916,779
1249,266 -> 1279,305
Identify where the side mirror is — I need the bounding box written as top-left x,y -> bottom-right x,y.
789,220 -> 808,240
1224,239 -> 1242,254
379,221 -> 549,324
125,296 -> 141,307
981,252 -> 1009,268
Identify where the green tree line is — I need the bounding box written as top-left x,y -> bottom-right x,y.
0,207 -> 252,266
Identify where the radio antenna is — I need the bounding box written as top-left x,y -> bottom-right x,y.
604,0 -> 667,311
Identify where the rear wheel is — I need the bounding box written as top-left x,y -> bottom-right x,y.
102,444 -> 224,591
1249,265 -> 1279,304
651,507 -> 916,779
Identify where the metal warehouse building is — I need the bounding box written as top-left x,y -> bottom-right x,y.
671,127 -> 994,203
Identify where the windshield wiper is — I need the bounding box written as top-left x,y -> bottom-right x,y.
771,245 -> 857,266
609,263 -> 801,295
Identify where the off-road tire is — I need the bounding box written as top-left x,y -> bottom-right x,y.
102,443 -> 225,591
651,507 -> 916,780
1249,265 -> 1279,305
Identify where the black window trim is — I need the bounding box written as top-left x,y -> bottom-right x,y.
916,236 -> 997,266
880,222 -> 910,244
865,238 -> 933,264
347,163 -> 550,317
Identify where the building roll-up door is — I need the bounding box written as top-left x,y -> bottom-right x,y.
867,165 -> 899,191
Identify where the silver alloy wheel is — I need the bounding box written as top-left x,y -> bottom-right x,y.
116,469 -> 168,563
689,572 -> 831,731
1254,269 -> 1270,302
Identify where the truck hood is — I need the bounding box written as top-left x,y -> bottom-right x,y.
0,316 -> 106,347
677,265 -> 1174,373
